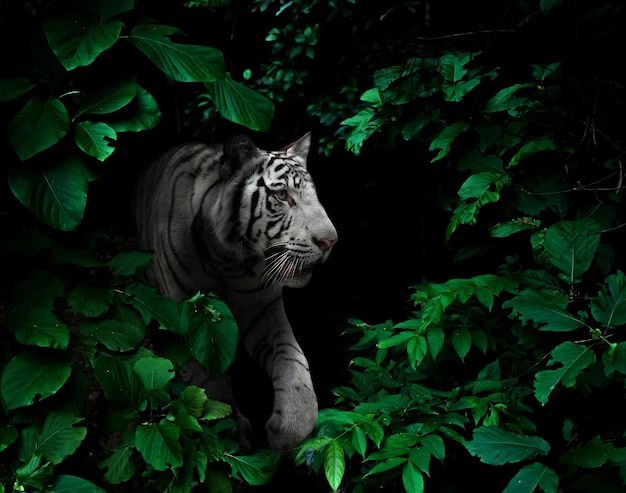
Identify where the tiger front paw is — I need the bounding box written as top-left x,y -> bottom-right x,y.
265,390 -> 318,452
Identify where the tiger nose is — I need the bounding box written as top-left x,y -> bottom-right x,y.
313,236 -> 337,252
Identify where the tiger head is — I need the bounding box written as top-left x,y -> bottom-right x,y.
221,133 -> 337,289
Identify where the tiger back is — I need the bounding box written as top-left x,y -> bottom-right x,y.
133,133 -> 337,451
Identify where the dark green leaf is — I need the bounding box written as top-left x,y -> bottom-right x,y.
52,475 -> 106,493
120,282 -> 182,333
99,443 -> 136,484
490,218 -> 541,237
429,122 -> 470,162
133,357 -> 175,391
402,461 -> 424,493
44,14 -> 122,70
503,288 -> 585,332
451,327 -> 472,362
68,284 -> 114,317
544,219 -> 601,281
1,349 -> 72,410
464,426 -> 550,465
0,77 -> 37,102
560,436 -> 626,468
485,83 -> 534,113
503,462 -> 559,493
130,24 -> 225,82
135,421 -> 183,471
205,77 -> 274,132
73,0 -> 135,18
534,342 -> 596,405
224,451 -> 279,486
8,156 -> 88,230
78,78 -> 137,115
590,271 -> 626,328
0,423 -> 18,453
80,315 -> 146,352
74,121 -> 117,161
93,355 -> 146,410
7,96 -> 69,161
15,455 -> 54,491
108,85 -> 162,132
508,137 -> 557,168
38,411 -> 87,464
108,251 -> 153,276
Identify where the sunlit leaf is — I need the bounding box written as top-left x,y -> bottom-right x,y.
324,441 -> 345,491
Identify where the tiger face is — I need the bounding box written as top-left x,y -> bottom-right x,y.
234,134 -> 338,289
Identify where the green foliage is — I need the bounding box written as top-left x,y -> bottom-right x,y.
0,231 -> 278,491
1,0 -> 274,231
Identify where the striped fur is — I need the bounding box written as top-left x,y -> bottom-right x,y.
133,133 -> 337,451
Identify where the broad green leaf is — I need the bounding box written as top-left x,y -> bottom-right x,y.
485,83 -> 534,113
93,355 -> 146,411
52,475 -> 106,493
324,441 -> 345,491
503,462 -> 559,493
44,14 -> 122,70
80,318 -> 145,352
490,217 -> 541,238
503,288 -> 585,332
464,426 -> 550,465
135,421 -> 183,471
543,219 -> 601,281
560,436 -> 626,468
205,77 -> 274,132
0,77 -> 37,102
407,335 -> 427,368
534,342 -> 596,405
38,411 -> 87,464
590,271 -> 626,328
224,451 -> 279,486
451,327 -> 472,362
108,251 -> 153,276
120,282 -> 182,333
180,385 -> 209,418
458,172 -> 507,199
508,137 -> 557,168
0,423 -> 18,453
68,284 -> 114,317
99,443 -> 136,484
7,96 -> 70,161
130,24 -> 225,82
133,357 -> 174,392
429,121 -> 470,162
78,78 -> 137,116
74,121 -> 117,161
108,85 -> 162,132
402,461 -> 424,493
182,297 -> 239,378
8,156 -> 88,231
202,398 -> 232,421
15,455 -> 54,491
1,349 -> 72,410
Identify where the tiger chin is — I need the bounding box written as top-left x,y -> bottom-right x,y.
133,132 -> 337,452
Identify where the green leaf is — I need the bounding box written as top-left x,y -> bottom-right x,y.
74,121 -> 117,161
15,455 -> 54,491
0,423 -> 18,453
365,457 -> 407,476
1,349 -> 72,410
402,461 -> 425,493
485,83 -> 534,113
205,77 -> 275,132
8,156 -> 88,231
7,96 -> 70,161
590,271 -> 626,328
130,24 -> 225,82
50,246 -> 105,267
80,316 -> 146,352
93,355 -> 146,410
68,284 -> 114,317
451,327 -> 472,362
421,434 -> 445,462
324,441 -> 345,491
560,436 -> 626,468
52,475 -> 106,493
503,462 -> 559,493
108,251 -> 153,276
182,297 -> 239,378
543,219 -> 601,281
224,451 -> 279,486
503,288 -> 586,332
44,14 -> 122,70
78,78 -> 137,116
352,426 -> 368,458
508,137 -> 558,168
99,442 -> 136,484
534,342 -> 596,405
108,85 -> 162,132
133,357 -> 175,392
429,122 -> 470,162
38,411 -> 87,464
426,327 -> 445,360
135,421 -> 183,471
120,282 -> 182,333
407,335 -> 427,368
602,342 -> 626,377
0,77 -> 37,102
464,426 -> 550,465
490,218 -> 541,238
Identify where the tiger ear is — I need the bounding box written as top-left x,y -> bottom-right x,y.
221,134 -> 261,179
282,132 -> 311,167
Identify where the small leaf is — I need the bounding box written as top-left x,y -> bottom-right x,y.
465,426 -> 550,465
590,271 -> 626,328
485,83 -> 534,113
407,335 -> 427,368
503,462 -> 559,493
402,461 -> 425,493
108,251 -> 153,276
133,357 -> 174,392
38,411 -> 87,464
78,78 -> 137,116
534,342 -> 596,405
0,423 -> 18,453
508,137 -> 558,168
352,427 -> 367,458
429,122 -> 469,162
98,442 -> 136,484
324,441 -> 345,491
135,421 -> 183,471
490,218 -> 541,238
93,355 -> 146,410
8,96 -> 70,161
0,77 -> 37,102
543,219 -> 601,281
74,121 -> 117,161
451,327 -> 472,362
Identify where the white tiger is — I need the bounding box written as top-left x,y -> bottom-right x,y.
132,133 -> 337,451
